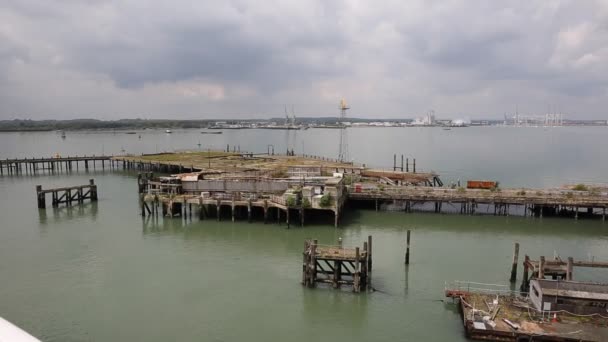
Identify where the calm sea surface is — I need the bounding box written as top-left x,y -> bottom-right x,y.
0,127 -> 607,341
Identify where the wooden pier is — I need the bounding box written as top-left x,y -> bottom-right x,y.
302,236 -> 372,292
139,193 -> 309,228
349,185 -> 608,219
36,179 -> 98,208
1,156 -> 121,175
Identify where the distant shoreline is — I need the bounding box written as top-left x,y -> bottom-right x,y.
0,118 -> 606,132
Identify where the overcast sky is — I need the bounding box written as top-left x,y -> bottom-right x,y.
1,0 -> 607,120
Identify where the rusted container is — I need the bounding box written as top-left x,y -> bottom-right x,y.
466,180 -> 497,189
354,183 -> 362,193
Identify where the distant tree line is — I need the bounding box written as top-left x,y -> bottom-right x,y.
0,119 -> 218,131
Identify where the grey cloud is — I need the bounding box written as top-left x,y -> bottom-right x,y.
0,0 -> 607,119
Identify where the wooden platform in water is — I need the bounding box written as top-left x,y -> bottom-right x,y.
302,237 -> 372,293
315,246 -> 367,261
349,185 -> 608,219
447,292 -> 608,341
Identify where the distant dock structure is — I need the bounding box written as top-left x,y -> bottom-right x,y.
115,151 -> 608,225
3,150 -> 606,224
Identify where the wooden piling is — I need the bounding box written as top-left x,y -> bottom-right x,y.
247,201 -> 252,223
405,229 -> 411,265
393,154 -> 396,171
89,179 -> 98,201
367,235 -> 372,290
263,200 -> 268,224
302,240 -> 309,286
310,240 -> 317,288
354,247 -> 361,293
539,256 -> 545,279
216,200 -> 221,221
36,185 -> 45,208
231,200 -> 235,222
140,195 -> 146,217
510,242 -> 519,282
522,255 -> 530,289
566,257 -> 573,281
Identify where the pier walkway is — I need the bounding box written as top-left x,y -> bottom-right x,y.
1,155 -> 117,175
349,185 -> 608,219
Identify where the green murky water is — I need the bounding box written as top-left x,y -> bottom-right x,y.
0,128 -> 607,341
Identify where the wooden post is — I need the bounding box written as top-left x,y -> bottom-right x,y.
286,208 -> 290,229
302,240 -> 309,286
566,257 -> 573,281
247,201 -> 252,223
413,158 -> 416,173
310,240 -> 317,288
231,201 -> 235,222
393,154 -> 396,171
523,255 -> 530,284
354,247 -> 360,293
539,256 -> 545,279
36,185 -> 45,209
405,230 -> 411,265
333,258 -> 340,289
510,242 -> 519,282
217,200 -> 221,221
89,179 -> 98,201
406,158 -> 409,172
401,154 -> 404,172
263,200 -> 268,224
334,209 -> 339,228
141,195 -> 146,217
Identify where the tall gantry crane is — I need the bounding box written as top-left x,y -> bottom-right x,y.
338,98 -> 349,162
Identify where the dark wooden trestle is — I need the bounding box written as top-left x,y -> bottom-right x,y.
302,236 -> 372,293
36,179 -> 98,208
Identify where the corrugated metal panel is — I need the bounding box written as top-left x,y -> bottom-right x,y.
182,179 -> 290,193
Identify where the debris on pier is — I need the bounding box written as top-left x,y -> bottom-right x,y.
445,281 -> 608,341
302,236 -> 372,292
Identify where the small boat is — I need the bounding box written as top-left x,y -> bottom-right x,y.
60,131 -> 66,139
125,132 -> 137,135
443,128 -> 452,131
201,131 -> 222,134
165,129 -> 172,134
